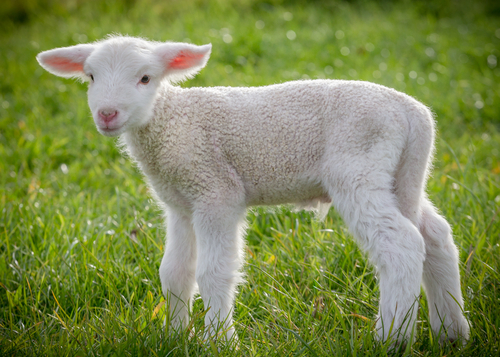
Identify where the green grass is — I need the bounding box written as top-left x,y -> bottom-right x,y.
1,0 -> 499,355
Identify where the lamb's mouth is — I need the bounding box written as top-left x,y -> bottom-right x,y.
98,125 -> 124,136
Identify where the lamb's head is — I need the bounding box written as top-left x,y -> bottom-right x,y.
37,36 -> 211,137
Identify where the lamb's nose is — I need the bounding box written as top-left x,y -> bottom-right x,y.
99,109 -> 118,123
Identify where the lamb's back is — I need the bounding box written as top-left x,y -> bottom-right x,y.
139,80 -> 413,207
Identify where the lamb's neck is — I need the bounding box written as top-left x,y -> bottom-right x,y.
121,84 -> 181,163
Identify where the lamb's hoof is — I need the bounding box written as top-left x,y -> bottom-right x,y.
437,321 -> 470,347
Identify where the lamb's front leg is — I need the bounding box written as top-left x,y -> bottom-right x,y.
159,209 -> 197,334
192,202 -> 246,342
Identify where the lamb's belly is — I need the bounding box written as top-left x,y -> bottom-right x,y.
244,177 -> 327,206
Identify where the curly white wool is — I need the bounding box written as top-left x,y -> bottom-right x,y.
37,35 -> 469,344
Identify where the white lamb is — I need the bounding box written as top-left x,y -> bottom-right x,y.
37,35 -> 469,345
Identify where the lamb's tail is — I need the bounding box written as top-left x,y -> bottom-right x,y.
393,102 -> 435,226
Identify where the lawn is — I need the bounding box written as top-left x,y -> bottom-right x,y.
1,0 -> 499,356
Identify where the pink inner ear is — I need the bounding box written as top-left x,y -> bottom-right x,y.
46,57 -> 84,72
168,52 -> 205,70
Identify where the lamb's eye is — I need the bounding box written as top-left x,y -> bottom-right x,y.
140,75 -> 150,84
89,74 -> 94,82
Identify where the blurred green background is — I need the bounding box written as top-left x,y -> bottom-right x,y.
1,0 -> 499,356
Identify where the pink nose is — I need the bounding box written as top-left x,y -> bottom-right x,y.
98,109 -> 118,123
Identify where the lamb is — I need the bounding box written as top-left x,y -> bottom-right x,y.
36,35 -> 470,345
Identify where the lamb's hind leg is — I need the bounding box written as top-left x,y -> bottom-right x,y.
419,199 -> 470,343
328,175 -> 426,343
159,209 -> 197,334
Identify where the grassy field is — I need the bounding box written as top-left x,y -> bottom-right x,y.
1,0 -> 499,355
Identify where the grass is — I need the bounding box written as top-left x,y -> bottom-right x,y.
1,0 -> 499,355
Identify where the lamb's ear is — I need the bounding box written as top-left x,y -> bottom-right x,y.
155,42 -> 211,83
37,44 -> 95,79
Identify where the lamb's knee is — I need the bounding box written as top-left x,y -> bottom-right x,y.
419,204 -> 459,260
373,224 -> 425,310
160,257 -> 196,298
370,220 -> 426,267
421,210 -> 450,239
196,263 -> 240,298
